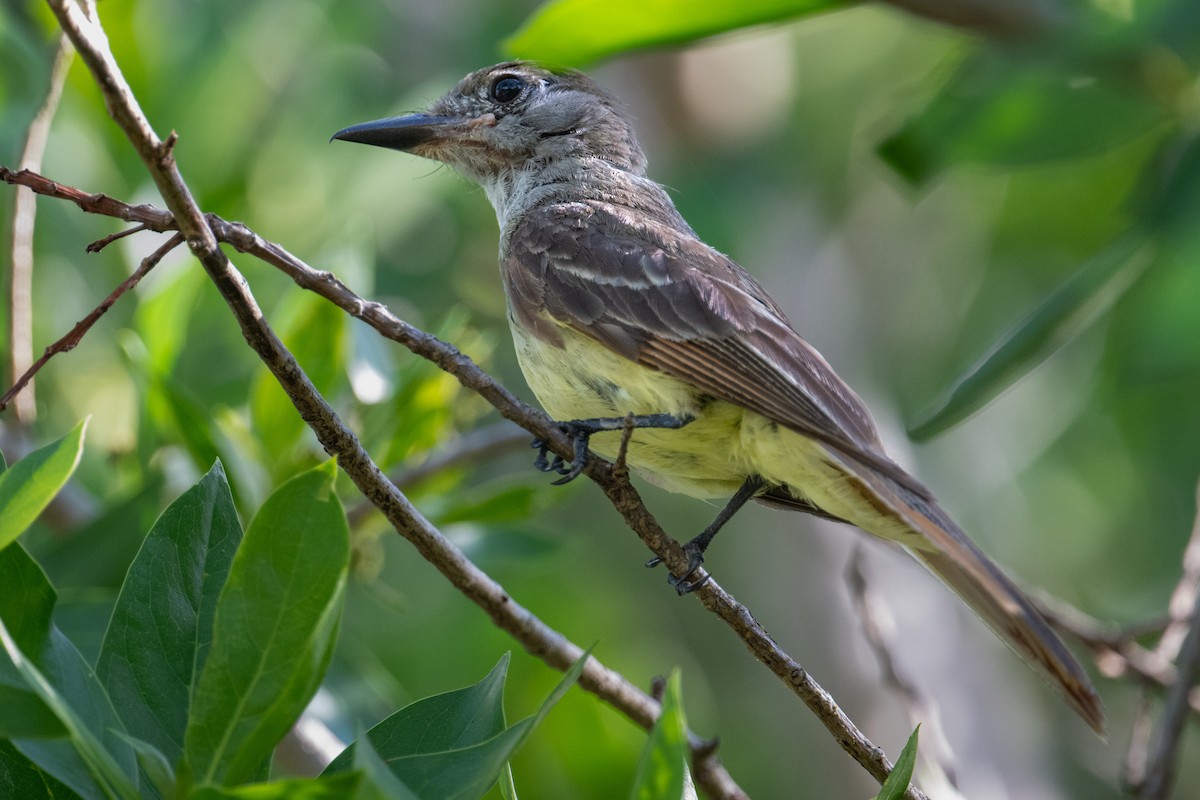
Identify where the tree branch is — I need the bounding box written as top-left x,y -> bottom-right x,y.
848,548 -> 960,796
6,32 -> 73,424
0,231 -> 183,413
1132,478 -> 1200,798
1138,588 -> 1200,799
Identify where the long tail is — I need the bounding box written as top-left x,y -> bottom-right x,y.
790,464 -> 1106,734
906,532 -> 1105,734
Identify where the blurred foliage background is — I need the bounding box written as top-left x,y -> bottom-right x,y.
4,0 -> 1200,797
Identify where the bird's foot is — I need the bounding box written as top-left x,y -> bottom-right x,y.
645,540 -> 710,594
530,413 -> 692,486
531,421 -> 592,485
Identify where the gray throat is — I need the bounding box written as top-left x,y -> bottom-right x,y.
479,156 -> 695,250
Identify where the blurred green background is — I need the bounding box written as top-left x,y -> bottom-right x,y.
4,0 -> 1200,797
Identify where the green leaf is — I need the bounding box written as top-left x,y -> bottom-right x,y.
908,234 -> 1155,439
0,739 -> 81,800
325,653 -> 511,775
351,733 -> 420,800
505,0 -> 843,67
873,727 -> 919,800
326,650 -> 588,800
0,548 -> 139,800
0,682 -> 65,739
630,670 -> 688,800
97,462 -> 243,769
112,732 -> 175,800
0,534 -> 64,741
188,772 -> 362,800
498,763 -> 518,800
182,462 -> 350,787
250,293 -> 347,465
0,419 -> 87,551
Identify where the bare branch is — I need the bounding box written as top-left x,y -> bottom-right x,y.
1138,588 -> 1200,799
1135,480 -> 1200,799
275,715 -> 346,777
0,232 -> 184,413
7,32 -> 73,424
1124,691 -> 1154,791
392,421 -> 530,490
848,548 -> 960,795
1036,595 -> 1185,694
1157,482 -> 1200,661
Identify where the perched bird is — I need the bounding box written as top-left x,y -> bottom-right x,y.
334,61 -> 1103,732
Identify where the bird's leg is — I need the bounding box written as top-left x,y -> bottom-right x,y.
531,412 -> 692,485
648,474 -> 766,594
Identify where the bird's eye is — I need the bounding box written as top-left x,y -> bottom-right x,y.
489,75 -> 524,104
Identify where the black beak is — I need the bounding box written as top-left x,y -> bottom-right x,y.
331,114 -> 461,152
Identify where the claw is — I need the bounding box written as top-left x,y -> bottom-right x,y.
666,542 -> 709,594
529,413 -> 693,486
531,439 -> 554,472
646,542 -> 710,592
670,570 -> 712,594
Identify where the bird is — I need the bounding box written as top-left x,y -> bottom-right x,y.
333,60 -> 1104,732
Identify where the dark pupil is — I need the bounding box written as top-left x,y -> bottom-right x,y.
491,77 -> 523,103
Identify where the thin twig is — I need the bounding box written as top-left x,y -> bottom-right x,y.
1157,482 -> 1200,661
1036,595 -> 1184,692
7,32 -> 73,424
0,232 -> 184,413
613,412 -> 636,479
1135,480 -> 1200,798
848,548 -> 960,794
1139,587 -> 1200,799
1124,691 -> 1155,791
88,222 -> 148,253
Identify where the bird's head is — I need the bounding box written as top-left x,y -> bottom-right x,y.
333,61 -> 648,182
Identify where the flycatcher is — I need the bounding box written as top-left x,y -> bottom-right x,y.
334,61 -> 1103,732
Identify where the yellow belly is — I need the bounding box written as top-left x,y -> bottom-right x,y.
510,319 -> 868,519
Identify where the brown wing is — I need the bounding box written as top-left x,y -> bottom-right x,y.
504,199 -> 929,497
